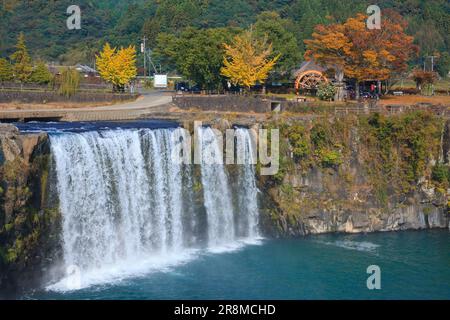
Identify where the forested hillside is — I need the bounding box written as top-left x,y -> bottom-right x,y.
0,0 -> 449,74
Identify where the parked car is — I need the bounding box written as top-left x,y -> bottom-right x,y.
189,85 -> 202,94
175,82 -> 202,94
360,91 -> 379,100
175,82 -> 189,92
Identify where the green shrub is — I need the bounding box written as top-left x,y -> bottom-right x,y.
30,61 -> 53,84
311,124 -> 328,148
4,223 -> 13,232
431,164 -> 450,184
317,82 -> 336,101
318,149 -> 342,168
287,125 -> 310,160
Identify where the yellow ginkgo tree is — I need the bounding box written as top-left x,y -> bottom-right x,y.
96,43 -> 137,92
221,29 -> 280,91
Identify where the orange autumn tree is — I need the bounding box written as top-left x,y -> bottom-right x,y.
305,10 -> 418,99
221,29 -> 280,90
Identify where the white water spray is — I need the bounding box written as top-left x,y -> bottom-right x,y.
49,127 -> 260,290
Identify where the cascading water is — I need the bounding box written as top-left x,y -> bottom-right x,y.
48,126 -> 260,290
198,127 -> 236,247
235,128 -> 260,239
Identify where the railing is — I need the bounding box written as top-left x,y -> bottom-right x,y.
334,104 -> 384,115
335,103 -> 450,116
0,82 -> 113,92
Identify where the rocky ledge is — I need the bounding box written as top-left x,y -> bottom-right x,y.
0,124 -> 61,298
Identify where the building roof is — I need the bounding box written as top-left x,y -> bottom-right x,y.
292,60 -> 326,78
75,64 -> 97,73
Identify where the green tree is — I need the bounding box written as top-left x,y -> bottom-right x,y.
154,27 -> 239,90
436,52 -> 450,78
142,17 -> 162,49
58,68 -> 80,98
10,33 -> 33,83
0,58 -> 13,82
254,11 -> 301,76
30,61 -> 53,84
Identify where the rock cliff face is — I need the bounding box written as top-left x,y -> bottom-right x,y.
0,124 -> 61,298
259,167 -> 449,237
1,113 -> 449,296
257,113 -> 450,237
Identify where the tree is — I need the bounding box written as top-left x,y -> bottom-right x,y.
414,22 -> 445,57
436,52 -> 450,78
30,61 -> 53,84
317,82 -> 336,101
96,43 -> 137,92
221,29 -> 280,89
305,11 -> 418,99
153,27 -> 238,90
254,11 -> 302,76
10,32 -> 33,83
411,69 -> 438,95
142,17 -> 162,49
58,68 -> 80,98
0,58 -> 13,83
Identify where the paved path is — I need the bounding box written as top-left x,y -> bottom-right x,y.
0,91 -> 173,122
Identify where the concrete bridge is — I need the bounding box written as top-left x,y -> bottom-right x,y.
0,92 -> 173,122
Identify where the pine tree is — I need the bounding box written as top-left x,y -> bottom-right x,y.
10,32 -> 33,83
0,58 -> 13,83
30,61 -> 53,84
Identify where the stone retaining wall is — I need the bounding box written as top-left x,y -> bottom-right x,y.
0,90 -> 138,104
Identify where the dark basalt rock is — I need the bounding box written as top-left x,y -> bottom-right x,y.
0,127 -> 62,298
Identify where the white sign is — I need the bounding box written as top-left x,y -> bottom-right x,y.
154,74 -> 168,88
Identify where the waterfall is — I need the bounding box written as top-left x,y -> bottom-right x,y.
49,126 -> 260,290
235,128 -> 260,239
198,127 -> 235,247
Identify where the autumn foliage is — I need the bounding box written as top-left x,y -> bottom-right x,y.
96,43 -> 137,92
221,30 -> 280,89
305,11 -> 418,85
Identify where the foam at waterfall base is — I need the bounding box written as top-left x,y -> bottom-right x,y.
46,249 -> 200,292
46,238 -> 264,292
206,237 -> 265,254
47,127 -> 262,292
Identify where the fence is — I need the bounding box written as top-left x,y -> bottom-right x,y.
172,94 -> 274,113
173,93 -> 450,117
0,89 -> 138,104
0,82 -> 112,92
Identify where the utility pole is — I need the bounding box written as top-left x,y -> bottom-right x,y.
430,55 -> 436,72
431,55 -> 437,96
428,55 -> 437,95
142,36 -> 147,79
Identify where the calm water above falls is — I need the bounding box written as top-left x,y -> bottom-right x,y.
27,230 -> 449,300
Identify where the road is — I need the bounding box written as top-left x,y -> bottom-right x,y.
0,91 -> 173,122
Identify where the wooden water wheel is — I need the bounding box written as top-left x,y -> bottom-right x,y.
295,70 -> 328,91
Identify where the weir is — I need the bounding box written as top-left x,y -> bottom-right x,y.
48,126 -> 260,290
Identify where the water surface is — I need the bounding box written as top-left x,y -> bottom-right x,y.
27,230 -> 450,300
